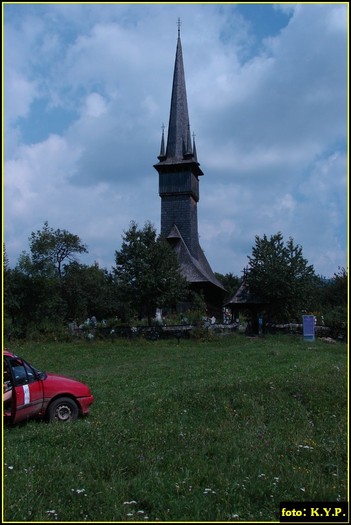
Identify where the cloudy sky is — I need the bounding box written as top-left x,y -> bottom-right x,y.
4,2 -> 347,278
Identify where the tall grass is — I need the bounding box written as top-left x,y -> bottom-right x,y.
3,334 -> 347,522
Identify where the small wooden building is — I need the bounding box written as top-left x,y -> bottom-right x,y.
226,281 -> 267,334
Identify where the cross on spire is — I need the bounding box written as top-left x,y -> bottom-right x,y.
242,267 -> 249,278
177,17 -> 181,37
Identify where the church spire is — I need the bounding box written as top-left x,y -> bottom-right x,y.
153,22 -> 225,312
155,21 -> 203,176
165,23 -> 195,163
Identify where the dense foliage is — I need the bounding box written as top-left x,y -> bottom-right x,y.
318,267 -> 348,339
25,221 -> 88,278
3,225 -> 347,339
215,272 -> 241,303
246,232 -> 317,323
113,221 -> 189,324
4,221 -> 189,336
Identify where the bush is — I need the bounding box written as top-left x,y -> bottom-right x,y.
3,318 -> 27,342
323,306 -> 347,341
26,320 -> 73,342
189,325 -> 215,342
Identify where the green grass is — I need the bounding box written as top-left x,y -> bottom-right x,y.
3,334 -> 348,522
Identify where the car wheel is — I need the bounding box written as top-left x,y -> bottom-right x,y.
47,397 -> 79,422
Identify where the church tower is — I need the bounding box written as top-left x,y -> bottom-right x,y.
154,23 -> 225,316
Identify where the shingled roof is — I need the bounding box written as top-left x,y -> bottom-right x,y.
155,32 -> 203,176
167,225 -> 225,290
226,280 -> 265,306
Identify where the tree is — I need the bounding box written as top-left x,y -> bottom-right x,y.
3,244 -> 20,330
246,232 -> 316,322
320,267 -> 348,339
28,221 -> 88,278
4,224 -> 89,337
323,267 -> 348,307
62,262 -> 117,322
215,272 -> 241,302
113,221 -> 189,324
3,244 -> 13,313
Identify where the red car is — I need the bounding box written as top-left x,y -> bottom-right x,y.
3,349 -> 94,424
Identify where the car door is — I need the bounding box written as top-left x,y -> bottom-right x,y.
6,357 -> 44,423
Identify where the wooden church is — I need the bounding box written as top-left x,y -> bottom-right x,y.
154,24 -> 226,317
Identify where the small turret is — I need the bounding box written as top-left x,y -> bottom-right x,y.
157,124 -> 166,161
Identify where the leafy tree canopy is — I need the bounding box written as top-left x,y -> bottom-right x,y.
24,221 -> 88,277
246,232 -> 316,322
215,272 -> 241,302
62,262 -> 117,322
113,221 -> 189,324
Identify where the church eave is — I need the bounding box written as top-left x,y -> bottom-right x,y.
154,159 -> 204,177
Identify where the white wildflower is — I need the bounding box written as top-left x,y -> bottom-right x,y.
203,488 -> 216,494
71,488 -> 86,494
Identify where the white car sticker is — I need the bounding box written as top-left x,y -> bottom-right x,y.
23,384 -> 30,405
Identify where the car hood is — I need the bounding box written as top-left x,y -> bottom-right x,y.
43,372 -> 92,397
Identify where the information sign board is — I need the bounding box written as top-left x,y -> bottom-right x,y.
303,315 -> 315,341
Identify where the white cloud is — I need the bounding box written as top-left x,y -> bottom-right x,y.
5,71 -> 37,123
83,93 -> 108,118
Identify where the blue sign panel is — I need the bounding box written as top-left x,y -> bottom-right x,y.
303,315 -> 315,341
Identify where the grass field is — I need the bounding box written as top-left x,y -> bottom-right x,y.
3,334 -> 348,522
